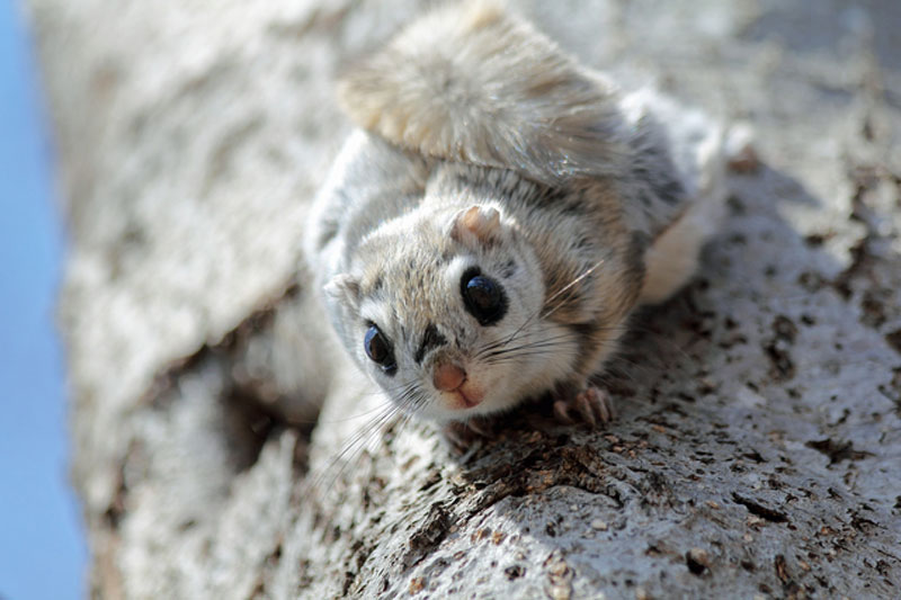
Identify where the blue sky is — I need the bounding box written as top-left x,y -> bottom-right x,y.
0,1 -> 87,598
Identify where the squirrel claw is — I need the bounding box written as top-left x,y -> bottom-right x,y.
553,386 -> 615,428
442,417 -> 495,454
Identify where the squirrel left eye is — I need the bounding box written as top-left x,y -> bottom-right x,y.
364,324 -> 397,375
461,267 -> 507,326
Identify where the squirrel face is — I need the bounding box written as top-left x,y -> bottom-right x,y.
325,202 -> 582,422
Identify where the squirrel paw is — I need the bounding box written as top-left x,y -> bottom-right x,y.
553,385 -> 616,428
442,417 -> 496,454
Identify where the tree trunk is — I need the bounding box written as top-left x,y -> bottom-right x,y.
28,0 -> 901,597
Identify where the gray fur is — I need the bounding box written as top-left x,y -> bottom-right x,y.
338,0 -> 630,187
306,1 -> 726,423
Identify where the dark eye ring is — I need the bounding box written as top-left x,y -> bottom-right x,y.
461,267 -> 508,326
364,324 -> 397,375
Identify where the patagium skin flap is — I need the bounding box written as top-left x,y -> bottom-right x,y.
306,0 -> 727,429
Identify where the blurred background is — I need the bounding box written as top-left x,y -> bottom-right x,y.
0,1 -> 86,598
1,0 -> 899,597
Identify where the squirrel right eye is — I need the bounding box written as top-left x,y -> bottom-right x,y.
364,324 -> 397,375
461,267 -> 508,326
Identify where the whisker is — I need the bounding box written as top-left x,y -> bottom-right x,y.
475,259 -> 609,361
538,259 -> 606,321
483,333 -> 576,358
483,344 -> 576,365
306,379 -> 426,494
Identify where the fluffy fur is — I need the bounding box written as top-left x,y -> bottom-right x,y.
307,1 -> 726,425
338,0 -> 628,186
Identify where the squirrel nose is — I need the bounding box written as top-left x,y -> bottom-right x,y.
433,363 -> 466,392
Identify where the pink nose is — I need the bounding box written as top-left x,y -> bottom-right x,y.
433,363 -> 467,392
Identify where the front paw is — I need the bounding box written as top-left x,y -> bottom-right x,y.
552,385 -> 616,428
442,417 -> 496,454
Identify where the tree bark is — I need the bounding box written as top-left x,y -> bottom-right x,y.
28,0 -> 901,597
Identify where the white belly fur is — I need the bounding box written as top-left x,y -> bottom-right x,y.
639,123 -> 726,305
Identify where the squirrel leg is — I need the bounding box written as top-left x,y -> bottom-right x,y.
442,417 -> 497,453
552,383 -> 616,428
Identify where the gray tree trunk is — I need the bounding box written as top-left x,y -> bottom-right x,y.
28,0 -> 901,597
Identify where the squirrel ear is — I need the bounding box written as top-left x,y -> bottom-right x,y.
450,205 -> 502,245
325,273 -> 361,309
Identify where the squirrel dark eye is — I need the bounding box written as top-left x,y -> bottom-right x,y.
461,267 -> 508,326
364,324 -> 397,375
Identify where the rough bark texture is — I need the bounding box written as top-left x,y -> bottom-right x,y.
28,0 -> 901,597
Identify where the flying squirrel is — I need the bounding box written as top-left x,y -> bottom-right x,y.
306,0 -> 727,445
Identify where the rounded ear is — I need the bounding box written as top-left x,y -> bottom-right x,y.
324,273 -> 361,310
449,205 -> 502,246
